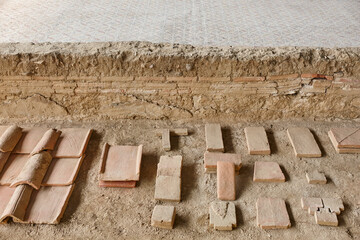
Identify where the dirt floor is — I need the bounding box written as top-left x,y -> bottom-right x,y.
0,119 -> 359,239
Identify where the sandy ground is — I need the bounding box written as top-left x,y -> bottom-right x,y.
0,119 -> 359,239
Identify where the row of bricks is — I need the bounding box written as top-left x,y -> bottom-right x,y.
1,73 -> 359,83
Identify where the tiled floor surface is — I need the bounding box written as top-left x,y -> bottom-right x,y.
0,0 -> 359,47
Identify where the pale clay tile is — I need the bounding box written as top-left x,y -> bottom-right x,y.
151,205 -> 176,229
154,175 -> 181,202
209,201 -> 237,231
306,170 -> 327,184
13,127 -> 48,154
256,197 -> 291,229
0,154 -> 29,185
315,208 -> 338,226
0,125 -> 22,153
329,128 -> 360,148
30,129 -> 61,156
0,186 -> 16,220
253,161 -> 285,182
98,180 -> 136,188
161,129 -> 171,151
301,197 -> 323,215
205,124 -> 224,152
157,155 -> 182,177
217,161 -> 236,201
204,152 -> 242,173
244,127 -> 271,155
287,127 -> 321,157
322,198 -> 344,215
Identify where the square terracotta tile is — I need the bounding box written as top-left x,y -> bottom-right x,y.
151,205 -> 176,229
329,128 -> 360,148
287,127 -> 321,157
99,144 -> 143,182
20,185 -> 74,224
13,127 -> 48,154
306,171 -> 327,184
209,201 -> 237,231
244,127 -> 271,155
154,175 -> 181,202
253,161 -> 285,182
256,197 -> 291,229
52,128 -> 92,158
204,152 -> 242,173
42,156 -> 85,186
162,129 -> 171,151
315,208 -> 338,226
0,154 -> 28,185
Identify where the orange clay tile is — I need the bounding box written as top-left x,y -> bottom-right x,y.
13,127 -> 48,154
287,127 -> 321,157
253,161 -> 285,182
30,129 -> 61,155
204,152 -> 242,173
42,156 -> 85,186
0,154 -> 29,185
98,180 -> 136,188
328,128 -> 360,149
0,186 -> 16,220
217,161 -> 236,201
52,128 -> 92,158
256,197 -> 291,229
0,152 -> 11,173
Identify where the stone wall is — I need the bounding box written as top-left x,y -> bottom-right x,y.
0,42 -> 359,122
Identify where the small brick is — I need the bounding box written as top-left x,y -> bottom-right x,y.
253,161 -> 285,182
154,176 -> 181,202
267,74 -> 299,81
306,171 -> 327,184
151,205 -> 176,229
199,77 -> 230,82
244,127 -> 270,155
301,74 -> 333,80
209,201 -> 237,230
245,82 -> 277,88
98,180 -> 136,188
157,155 -> 182,177
204,152 -> 242,173
287,127 -> 321,157
233,76 -> 265,82
161,129 -> 171,151
217,161 -> 236,201
322,198 -> 344,215
256,197 -> 291,229
301,197 -> 323,215
315,208 -> 338,226
205,124 -> 224,152
312,79 -> 332,88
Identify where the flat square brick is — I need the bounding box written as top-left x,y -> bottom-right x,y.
287,127 -> 321,157
256,197 -> 291,229
157,155 -> 182,177
253,161 -> 285,182
217,161 -> 236,201
328,128 -> 360,153
244,127 -> 270,155
315,208 -> 338,226
306,171 -> 327,184
322,198 -> 344,215
204,152 -> 242,173
209,201 -> 236,231
154,176 -> 181,202
205,124 -> 224,152
151,205 -> 176,229
301,197 -> 323,215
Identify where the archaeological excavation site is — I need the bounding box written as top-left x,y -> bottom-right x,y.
0,0 -> 360,239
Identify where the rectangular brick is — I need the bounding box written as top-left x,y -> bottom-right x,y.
101,76 -> 134,82
256,197 -> 291,229
209,201 -> 237,230
199,77 -> 230,82
233,76 -> 265,82
166,76 -> 197,82
301,73 -> 333,80
1,75 -> 32,81
217,161 -> 236,201
161,129 -> 171,151
205,124 -> 224,152
135,76 -> 166,82
31,76 -> 65,81
245,82 -> 277,88
204,152 -> 242,173
267,74 -> 299,81
244,127 -> 270,155
287,127 -> 321,157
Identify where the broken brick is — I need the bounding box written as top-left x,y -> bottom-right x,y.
157,155 -> 182,177
322,198 -> 344,215
209,201 -> 236,231
205,124 -> 224,152
151,205 -> 176,229
256,197 -> 291,229
217,161 -> 235,201
301,197 -> 323,215
98,180 -> 136,188
253,161 -> 285,182
306,171 -> 327,184
315,208 -> 338,226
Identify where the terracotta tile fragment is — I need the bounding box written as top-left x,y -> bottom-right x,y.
52,128 -> 92,158
314,208 -> 338,226
209,201 -> 237,231
0,152 -> 11,173
0,125 -> 22,152
256,197 -> 291,229
151,205 -> 176,229
328,128 -> 360,153
154,176 -> 181,202
162,129 -> 171,151
10,151 -> 53,190
157,155 -> 182,177
42,156 -> 84,186
0,154 -> 29,185
322,198 -> 344,215
204,152 -> 242,173
253,161 -> 285,182
30,129 -> 61,156
217,161 -> 236,201
13,127 -> 48,154
20,185 -> 75,224
99,144 -> 143,182
244,127 -> 270,155
98,180 -> 136,188
306,171 -> 327,184
0,185 -> 33,223
205,124 -> 224,152
287,127 -> 321,157
301,197 -> 323,215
